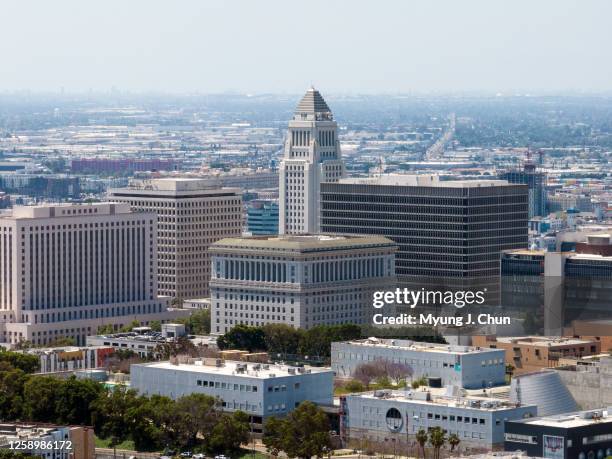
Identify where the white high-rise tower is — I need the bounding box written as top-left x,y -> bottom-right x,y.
279,87 -> 344,234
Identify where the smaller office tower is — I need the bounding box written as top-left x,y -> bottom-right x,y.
247,200 -> 279,235
110,178 -> 242,300
500,161 -> 546,218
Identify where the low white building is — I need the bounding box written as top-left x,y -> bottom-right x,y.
332,338 -> 506,389
130,359 -> 334,431
0,423 -> 94,459
341,387 -> 537,451
25,345 -> 114,373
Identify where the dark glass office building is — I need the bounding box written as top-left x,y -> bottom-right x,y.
320,175 -> 528,306
505,409 -> 612,459
502,235 -> 612,335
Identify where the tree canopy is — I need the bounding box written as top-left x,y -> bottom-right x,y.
263,401 -> 332,459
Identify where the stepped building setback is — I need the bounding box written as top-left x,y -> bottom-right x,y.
279,87 -> 345,234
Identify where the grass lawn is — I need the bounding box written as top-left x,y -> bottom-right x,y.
94,434 -> 136,451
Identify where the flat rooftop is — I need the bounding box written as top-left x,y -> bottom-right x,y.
133,360 -> 332,379
337,174 -> 514,188
351,388 -> 529,412
211,234 -> 396,252
513,409 -> 612,429
0,424 -> 64,443
340,338 -> 502,355
494,336 -> 599,347
503,249 -> 546,256
0,202 -> 132,220
110,178 -> 240,195
25,345 -> 112,355
568,252 -> 612,261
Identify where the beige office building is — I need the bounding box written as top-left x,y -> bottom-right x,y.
110,178 -> 242,300
0,203 -> 188,346
209,234 -> 397,334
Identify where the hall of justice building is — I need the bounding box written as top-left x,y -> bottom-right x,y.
208,234 -> 397,334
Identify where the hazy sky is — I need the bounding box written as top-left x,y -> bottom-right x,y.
2,0 -> 611,94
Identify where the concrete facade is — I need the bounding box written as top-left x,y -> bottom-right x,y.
332,338 -> 506,389
131,359 -> 334,429
342,389 -> 536,450
209,234 -> 397,334
0,203 -> 186,346
555,357 -> 612,410
110,178 -> 243,300
279,88 -> 344,234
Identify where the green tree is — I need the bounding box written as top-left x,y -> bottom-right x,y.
0,450 -> 39,459
97,324 -> 115,335
262,417 -> 283,457
120,320 -> 141,332
0,368 -> 28,420
411,376 -> 428,389
138,395 -> 177,450
217,325 -> 266,352
126,395 -> 167,451
55,376 -> 103,425
154,336 -> 197,359
23,376 -> 61,422
416,428 -> 428,459
175,309 -> 211,335
262,324 -> 302,356
298,324 -> 361,358
0,349 -> 39,373
174,393 -> 221,448
263,401 -> 331,459
448,433 -> 460,453
149,320 -> 162,332
46,336 -> 76,347
343,379 -> 365,393
207,411 -> 250,454
91,386 -> 139,459
189,309 -> 211,335
428,427 -> 447,459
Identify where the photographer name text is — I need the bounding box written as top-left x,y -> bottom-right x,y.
372,312 -> 510,327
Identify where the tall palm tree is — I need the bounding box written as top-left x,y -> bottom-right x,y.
428,427 -> 447,459
448,433 -> 460,453
416,428 -> 428,459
